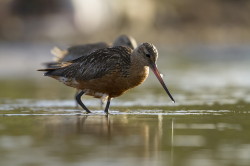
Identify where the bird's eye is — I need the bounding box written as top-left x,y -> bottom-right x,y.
146,53 -> 151,58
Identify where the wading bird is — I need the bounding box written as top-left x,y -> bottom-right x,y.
45,35 -> 137,107
38,43 -> 175,114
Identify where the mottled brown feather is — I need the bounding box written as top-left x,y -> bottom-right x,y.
45,46 -> 132,80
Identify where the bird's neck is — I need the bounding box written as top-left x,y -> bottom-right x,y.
130,53 -> 149,82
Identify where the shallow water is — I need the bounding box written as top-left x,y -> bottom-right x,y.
0,99 -> 250,166
0,43 -> 250,166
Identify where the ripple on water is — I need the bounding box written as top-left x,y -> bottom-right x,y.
0,98 -> 249,116
0,109 -> 233,116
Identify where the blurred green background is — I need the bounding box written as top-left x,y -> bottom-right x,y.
1,0 -> 250,43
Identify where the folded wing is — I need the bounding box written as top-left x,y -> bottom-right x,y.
38,46 -> 132,81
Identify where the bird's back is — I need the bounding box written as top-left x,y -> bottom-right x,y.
59,42 -> 109,62
44,46 -> 132,81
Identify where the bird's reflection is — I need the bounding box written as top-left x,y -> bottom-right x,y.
171,118 -> 175,166
75,115 -> 111,137
40,114 -> 175,165
75,116 -> 88,132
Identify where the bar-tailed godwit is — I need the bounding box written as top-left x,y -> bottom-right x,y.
38,42 -> 175,114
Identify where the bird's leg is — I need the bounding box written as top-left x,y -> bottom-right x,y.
75,90 -> 91,113
104,97 -> 111,115
74,89 -> 79,108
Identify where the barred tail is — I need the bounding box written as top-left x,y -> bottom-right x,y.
37,61 -> 72,76
37,68 -> 57,76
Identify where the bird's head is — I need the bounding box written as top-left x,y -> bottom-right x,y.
134,42 -> 175,103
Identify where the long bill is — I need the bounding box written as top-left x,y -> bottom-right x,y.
150,63 -> 175,103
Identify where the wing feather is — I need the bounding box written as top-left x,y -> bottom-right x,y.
42,46 -> 132,81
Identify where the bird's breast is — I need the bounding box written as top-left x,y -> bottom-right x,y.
75,65 -> 149,98
127,65 -> 149,87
